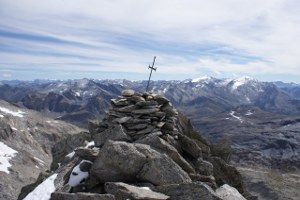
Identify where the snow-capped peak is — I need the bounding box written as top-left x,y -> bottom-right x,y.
192,76 -> 212,83
231,76 -> 256,90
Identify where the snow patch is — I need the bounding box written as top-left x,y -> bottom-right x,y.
85,141 -> 95,148
245,110 -> 253,116
140,187 -> 151,191
230,111 -> 243,123
11,127 -> 18,131
0,114 -> 4,118
66,151 -> 75,158
0,141 -> 18,174
0,106 -> 25,117
231,76 -> 255,90
75,92 -> 81,97
216,184 -> 246,200
23,173 -> 58,200
68,160 -> 93,187
192,76 -> 211,83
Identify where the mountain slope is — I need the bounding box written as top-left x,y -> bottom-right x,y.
0,100 -> 85,200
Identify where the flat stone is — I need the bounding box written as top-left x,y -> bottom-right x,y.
122,89 -> 135,97
136,100 -> 158,107
50,192 -> 115,200
154,182 -> 222,200
115,105 -> 137,113
126,123 -> 148,130
111,98 -> 130,107
105,182 -> 169,200
132,108 -> 160,114
135,125 -> 156,136
127,96 -> 145,103
112,117 -> 132,124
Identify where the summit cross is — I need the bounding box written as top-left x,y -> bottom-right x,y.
146,56 -> 157,92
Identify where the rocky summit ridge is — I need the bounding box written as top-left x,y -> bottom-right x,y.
24,90 -> 254,200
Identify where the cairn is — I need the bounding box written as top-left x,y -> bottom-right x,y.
46,90 -> 252,200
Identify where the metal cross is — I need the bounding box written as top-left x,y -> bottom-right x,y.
146,56 -> 157,92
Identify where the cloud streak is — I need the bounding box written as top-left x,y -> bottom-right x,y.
0,0 -> 300,82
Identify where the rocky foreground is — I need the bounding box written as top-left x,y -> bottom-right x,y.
23,90 -> 255,200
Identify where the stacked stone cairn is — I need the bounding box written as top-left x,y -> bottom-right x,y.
49,90 -> 252,200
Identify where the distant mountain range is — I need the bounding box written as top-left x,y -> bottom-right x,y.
1,77 -> 300,199
1,77 -> 300,126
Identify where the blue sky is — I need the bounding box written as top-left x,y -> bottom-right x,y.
0,0 -> 300,82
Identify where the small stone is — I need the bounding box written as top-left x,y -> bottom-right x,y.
153,95 -> 170,105
122,89 -> 135,97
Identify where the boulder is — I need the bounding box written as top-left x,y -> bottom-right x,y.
90,140 -> 148,183
154,182 -> 222,200
178,134 -> 202,159
136,134 -> 195,174
91,140 -> 191,186
137,154 -> 192,185
105,182 -> 169,200
216,184 -> 247,200
93,124 -> 131,147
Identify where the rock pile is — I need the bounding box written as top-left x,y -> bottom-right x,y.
32,90 -> 253,200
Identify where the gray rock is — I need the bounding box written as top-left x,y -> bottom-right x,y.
126,123 -> 148,130
115,105 -> 137,113
153,95 -> 170,105
216,184 -> 247,200
74,147 -> 99,162
90,141 -> 149,183
112,117 -> 132,124
137,154 -> 192,185
94,124 -> 131,147
136,134 -> 195,174
195,160 -> 214,176
126,96 -> 145,103
105,182 -> 169,200
122,89 -> 135,97
136,100 -> 158,107
154,182 -> 222,200
135,125 -> 156,136
132,108 -> 160,114
111,98 -> 130,107
51,192 -> 115,200
178,134 -> 203,159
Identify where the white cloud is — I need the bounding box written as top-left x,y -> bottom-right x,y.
0,0 -> 300,81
